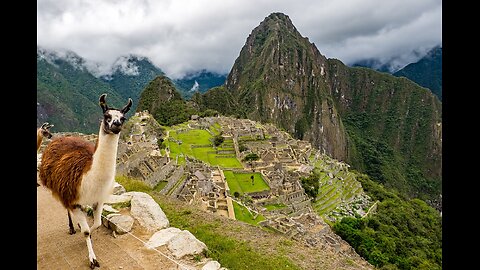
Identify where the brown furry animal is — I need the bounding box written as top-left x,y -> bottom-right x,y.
39,94 -> 132,269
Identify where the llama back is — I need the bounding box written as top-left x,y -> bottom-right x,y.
39,136 -> 95,209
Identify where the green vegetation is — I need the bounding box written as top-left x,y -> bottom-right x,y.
213,134 -> 225,146
300,173 -> 320,199
103,56 -> 164,110
394,46 -> 442,101
154,181 -> 168,192
136,76 -> 193,126
232,201 -> 266,225
332,172 -> 442,270
115,175 -> 151,192
151,193 -> 301,270
224,171 -> 270,196
37,52 -> 126,133
243,153 -> 260,162
191,86 -> 241,117
112,176 -> 301,270
194,12 -> 442,204
166,125 -> 243,168
332,63 -> 442,202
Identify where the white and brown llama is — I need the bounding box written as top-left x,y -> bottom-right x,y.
37,122 -> 54,152
39,94 -> 132,269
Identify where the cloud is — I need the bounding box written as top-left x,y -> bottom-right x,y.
37,0 -> 442,78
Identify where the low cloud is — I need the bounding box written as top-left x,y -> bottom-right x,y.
37,0 -> 442,78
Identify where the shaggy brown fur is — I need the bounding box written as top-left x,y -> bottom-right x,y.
39,136 -> 95,210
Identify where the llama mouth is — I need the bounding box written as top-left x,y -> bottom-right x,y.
110,127 -> 122,134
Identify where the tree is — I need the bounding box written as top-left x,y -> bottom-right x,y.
300,173 -> 320,199
243,153 -> 260,172
239,142 -> 248,152
213,134 -> 224,146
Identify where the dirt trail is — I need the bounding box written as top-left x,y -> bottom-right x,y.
37,185 -> 181,270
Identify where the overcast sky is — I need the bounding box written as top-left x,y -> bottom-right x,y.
37,0 -> 442,79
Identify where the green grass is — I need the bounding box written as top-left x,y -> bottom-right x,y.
224,171 -> 270,195
174,129 -> 212,145
153,181 -> 168,192
151,194 -> 300,270
166,126 -> 242,168
115,175 -> 152,192
232,201 -> 266,225
209,122 -> 222,135
167,175 -> 187,196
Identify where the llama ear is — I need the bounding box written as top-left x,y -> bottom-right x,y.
99,94 -> 109,113
121,98 -> 133,114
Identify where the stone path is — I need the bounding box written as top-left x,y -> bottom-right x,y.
37,185 -> 181,270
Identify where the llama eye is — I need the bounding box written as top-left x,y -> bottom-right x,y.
121,117 -> 126,122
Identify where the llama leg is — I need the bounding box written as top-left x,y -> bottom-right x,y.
90,202 -> 103,232
72,208 -> 100,268
67,210 -> 76,235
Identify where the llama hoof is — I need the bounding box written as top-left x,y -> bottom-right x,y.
69,227 -> 76,235
89,258 -> 100,269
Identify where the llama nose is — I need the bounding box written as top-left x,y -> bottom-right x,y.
112,120 -> 122,126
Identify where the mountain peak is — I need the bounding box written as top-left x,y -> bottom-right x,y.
253,12 -> 299,38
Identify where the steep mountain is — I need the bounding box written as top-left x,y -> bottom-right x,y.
136,75 -> 197,126
173,70 -> 227,99
37,47 -> 126,134
394,46 -> 442,100
224,12 -> 349,161
199,12 -> 442,201
101,55 -> 165,110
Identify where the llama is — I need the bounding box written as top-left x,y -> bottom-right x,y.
37,122 -> 54,152
39,94 -> 132,269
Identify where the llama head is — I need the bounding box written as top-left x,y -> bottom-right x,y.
99,94 -> 133,134
40,122 -> 54,139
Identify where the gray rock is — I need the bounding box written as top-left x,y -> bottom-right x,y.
146,227 -> 208,259
102,213 -> 120,228
113,181 -> 126,195
145,227 -> 182,249
126,191 -> 169,232
105,214 -> 134,234
105,194 -> 133,204
202,260 -> 221,270
167,230 -> 207,259
103,204 -> 119,213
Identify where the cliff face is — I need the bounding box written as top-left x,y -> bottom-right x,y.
209,12 -> 441,200
327,60 -> 442,197
225,13 -> 348,161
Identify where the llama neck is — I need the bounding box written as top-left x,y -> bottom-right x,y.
91,122 -> 120,173
37,129 -> 43,151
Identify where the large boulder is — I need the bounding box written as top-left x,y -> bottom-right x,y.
145,227 -> 182,249
103,213 -> 134,234
168,230 -> 208,258
126,191 -> 169,231
146,228 -> 208,259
